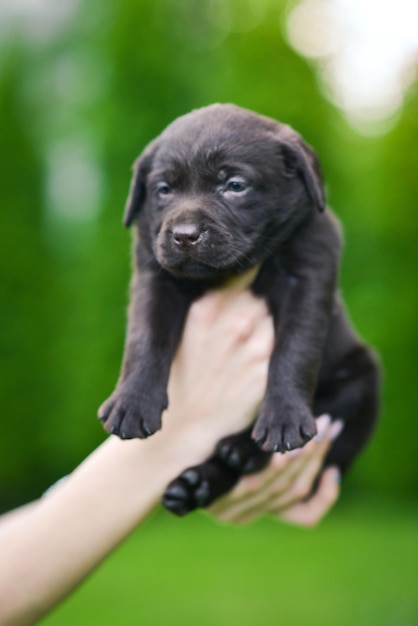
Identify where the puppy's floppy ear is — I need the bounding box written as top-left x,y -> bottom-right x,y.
280,134 -> 326,212
123,139 -> 159,227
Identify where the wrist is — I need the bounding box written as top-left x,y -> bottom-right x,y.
143,421 -> 215,480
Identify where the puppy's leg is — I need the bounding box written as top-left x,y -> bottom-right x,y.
252,213 -> 342,453
314,346 -> 380,474
162,430 -> 271,515
99,270 -> 193,439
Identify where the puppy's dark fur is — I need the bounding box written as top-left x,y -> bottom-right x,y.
99,104 -> 380,515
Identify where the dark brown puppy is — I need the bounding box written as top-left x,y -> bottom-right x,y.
99,104 -> 380,515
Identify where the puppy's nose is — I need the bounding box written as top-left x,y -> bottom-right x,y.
172,223 -> 202,246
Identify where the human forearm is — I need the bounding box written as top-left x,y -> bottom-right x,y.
0,428 -> 220,626
0,284 -> 273,625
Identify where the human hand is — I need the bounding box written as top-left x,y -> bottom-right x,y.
164,270 -> 274,455
207,415 -> 343,527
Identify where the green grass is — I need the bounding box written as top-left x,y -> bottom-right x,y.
41,496 -> 417,626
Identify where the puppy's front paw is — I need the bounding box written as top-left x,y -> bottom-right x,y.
252,399 -> 317,452
98,384 -> 167,440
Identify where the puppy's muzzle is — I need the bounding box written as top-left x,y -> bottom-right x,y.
172,223 -> 204,247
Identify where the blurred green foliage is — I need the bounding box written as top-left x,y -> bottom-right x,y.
0,0 -> 417,510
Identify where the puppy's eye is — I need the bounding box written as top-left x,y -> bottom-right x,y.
224,178 -> 247,194
156,182 -> 172,197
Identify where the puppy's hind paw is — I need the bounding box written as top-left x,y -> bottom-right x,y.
162,469 -> 211,516
216,433 -> 271,474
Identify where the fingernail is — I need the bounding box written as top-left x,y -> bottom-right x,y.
314,414 -> 331,441
328,420 -> 344,441
329,466 -> 342,483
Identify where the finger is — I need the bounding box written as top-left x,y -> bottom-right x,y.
221,314 -> 274,389
193,297 -> 271,372
209,415 -> 333,518
224,466 -> 340,526
208,417 -> 342,521
252,414 -> 334,500
273,466 -> 341,527
241,414 -> 334,493
208,436 -> 323,521
209,488 -> 271,524
278,416 -> 343,479
236,313 -> 275,361
208,467 -> 279,518
208,445 -> 297,519
266,419 -> 343,511
178,292 -> 270,386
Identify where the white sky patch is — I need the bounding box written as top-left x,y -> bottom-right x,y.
286,0 -> 418,134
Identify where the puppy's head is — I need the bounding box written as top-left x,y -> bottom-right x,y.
124,104 -> 325,280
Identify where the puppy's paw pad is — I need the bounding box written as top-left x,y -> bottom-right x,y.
217,441 -> 243,468
162,468 -> 211,516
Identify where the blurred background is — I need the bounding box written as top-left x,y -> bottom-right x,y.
0,0 -> 417,624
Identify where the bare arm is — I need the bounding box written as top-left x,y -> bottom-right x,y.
0,281 -> 273,626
